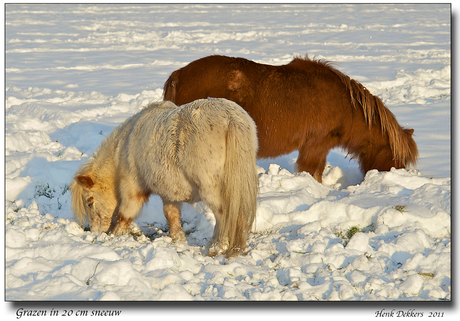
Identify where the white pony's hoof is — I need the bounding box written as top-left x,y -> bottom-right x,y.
170,229 -> 187,243
207,241 -> 229,257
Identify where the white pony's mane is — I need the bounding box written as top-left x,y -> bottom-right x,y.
70,157 -> 95,225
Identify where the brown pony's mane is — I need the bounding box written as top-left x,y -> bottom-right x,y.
292,55 -> 414,167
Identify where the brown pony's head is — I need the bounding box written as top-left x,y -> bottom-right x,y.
357,126 -> 418,174
299,55 -> 419,176
392,127 -> 418,169
324,62 -> 419,174
70,161 -> 117,233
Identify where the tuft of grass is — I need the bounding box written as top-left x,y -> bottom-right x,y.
61,184 -> 70,195
361,223 -> 375,233
393,205 -> 407,213
346,226 -> 361,240
34,183 -> 55,199
336,226 -> 361,240
418,272 -> 435,278
336,225 -> 371,246
9,200 -> 21,213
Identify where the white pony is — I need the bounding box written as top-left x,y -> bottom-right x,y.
70,98 -> 258,257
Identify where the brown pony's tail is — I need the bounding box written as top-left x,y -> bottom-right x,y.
163,70 -> 179,102
220,115 -> 259,257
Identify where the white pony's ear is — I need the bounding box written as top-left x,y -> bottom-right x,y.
76,175 -> 94,189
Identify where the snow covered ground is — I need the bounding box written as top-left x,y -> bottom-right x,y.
3,2 -> 454,318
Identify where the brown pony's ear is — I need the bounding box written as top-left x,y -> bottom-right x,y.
76,175 -> 94,189
406,128 -> 415,136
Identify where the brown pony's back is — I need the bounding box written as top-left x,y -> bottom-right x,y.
164,55 -> 418,182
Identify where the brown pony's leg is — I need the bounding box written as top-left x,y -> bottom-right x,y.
162,200 -> 186,242
297,140 -> 331,183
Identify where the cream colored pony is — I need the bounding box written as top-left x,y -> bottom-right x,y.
70,98 -> 258,257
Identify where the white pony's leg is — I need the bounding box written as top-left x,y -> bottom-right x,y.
110,201 -> 144,236
199,187 -> 228,256
110,181 -> 149,236
207,208 -> 229,257
162,200 -> 186,242
88,211 -> 111,234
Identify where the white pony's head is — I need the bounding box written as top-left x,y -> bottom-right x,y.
70,159 -> 117,233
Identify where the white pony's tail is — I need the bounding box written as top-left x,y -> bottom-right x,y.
220,116 -> 258,257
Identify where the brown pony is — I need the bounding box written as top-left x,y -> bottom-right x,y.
163,55 -> 418,182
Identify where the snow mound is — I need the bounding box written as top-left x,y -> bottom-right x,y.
5,166 -> 451,301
